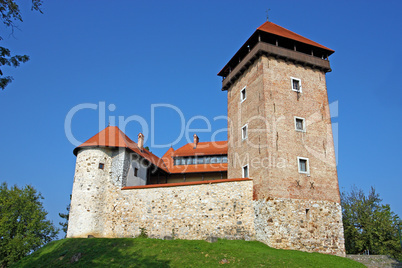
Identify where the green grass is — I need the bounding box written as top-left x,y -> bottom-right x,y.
12,238 -> 364,267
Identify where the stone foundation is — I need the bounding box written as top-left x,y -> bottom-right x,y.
254,198 -> 345,256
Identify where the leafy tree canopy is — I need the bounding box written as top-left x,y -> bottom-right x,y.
0,0 -> 43,90
0,182 -> 58,267
341,185 -> 402,260
58,195 -> 70,237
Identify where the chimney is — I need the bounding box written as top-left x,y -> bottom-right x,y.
193,134 -> 199,149
138,133 -> 144,150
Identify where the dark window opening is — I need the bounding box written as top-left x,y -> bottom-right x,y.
292,79 -> 300,92
241,87 -> 246,101
299,159 -> 307,173
134,168 -> 138,177
295,118 -> 304,131
243,165 -> 249,178
98,163 -> 104,170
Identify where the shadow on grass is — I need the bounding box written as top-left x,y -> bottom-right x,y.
13,238 -> 170,268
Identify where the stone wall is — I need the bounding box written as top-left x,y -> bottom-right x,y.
104,179 -> 255,240
254,197 -> 345,256
68,152 -> 256,242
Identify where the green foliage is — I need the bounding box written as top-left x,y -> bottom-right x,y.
58,195 -> 70,237
341,186 -> 402,260
0,0 -> 43,90
0,182 -> 58,267
12,238 -> 365,267
138,227 -> 148,238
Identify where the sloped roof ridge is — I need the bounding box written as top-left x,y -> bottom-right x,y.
257,21 -> 334,52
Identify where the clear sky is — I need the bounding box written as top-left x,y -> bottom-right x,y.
0,0 -> 401,235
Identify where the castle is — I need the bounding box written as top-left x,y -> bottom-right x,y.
67,21 -> 345,256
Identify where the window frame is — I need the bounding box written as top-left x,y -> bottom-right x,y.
294,116 -> 306,132
297,157 -> 310,174
242,164 -> 249,178
240,86 -> 247,103
242,124 -> 248,140
291,77 -> 302,93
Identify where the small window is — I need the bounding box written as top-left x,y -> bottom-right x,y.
222,156 -> 228,163
134,168 -> 138,177
181,158 -> 186,165
242,124 -> 248,140
306,208 -> 310,220
298,157 -> 309,174
197,157 -> 203,164
240,86 -> 246,102
294,117 -> 305,132
242,165 -> 249,178
211,157 -> 217,164
98,163 -> 104,170
205,157 -> 211,164
291,77 -> 302,92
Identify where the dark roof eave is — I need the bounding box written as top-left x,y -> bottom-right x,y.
218,29 -> 334,78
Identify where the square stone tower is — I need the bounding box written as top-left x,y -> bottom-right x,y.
219,21 -> 345,255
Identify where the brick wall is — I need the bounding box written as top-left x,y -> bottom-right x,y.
227,55 -> 340,203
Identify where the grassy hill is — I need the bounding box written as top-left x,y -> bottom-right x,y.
13,238 -> 364,267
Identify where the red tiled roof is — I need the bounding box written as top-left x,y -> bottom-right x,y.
257,21 -> 334,52
172,141 -> 227,157
73,126 -> 168,172
74,127 -> 228,175
161,147 -> 175,170
168,163 -> 227,174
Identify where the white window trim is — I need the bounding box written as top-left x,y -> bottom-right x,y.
242,124 -> 248,140
242,164 -> 249,178
291,77 -> 302,93
240,86 -> 247,103
294,116 -> 306,132
297,157 -> 310,174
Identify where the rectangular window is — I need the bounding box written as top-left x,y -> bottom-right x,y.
211,157 -> 217,164
181,158 -> 186,165
242,124 -> 248,140
186,158 -> 192,165
174,158 -> 180,165
242,165 -> 249,178
297,157 -> 309,174
240,86 -> 246,102
291,77 -> 302,92
197,157 -> 203,164
205,157 -> 210,164
294,117 -> 306,132
134,168 -> 138,177
98,163 -> 104,170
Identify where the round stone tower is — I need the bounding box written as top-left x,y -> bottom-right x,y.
67,147 -> 112,238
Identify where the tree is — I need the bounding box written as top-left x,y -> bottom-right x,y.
58,195 -> 70,237
341,185 -> 402,260
0,0 -> 43,90
0,182 -> 58,267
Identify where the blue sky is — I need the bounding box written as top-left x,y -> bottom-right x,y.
0,0 -> 401,235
